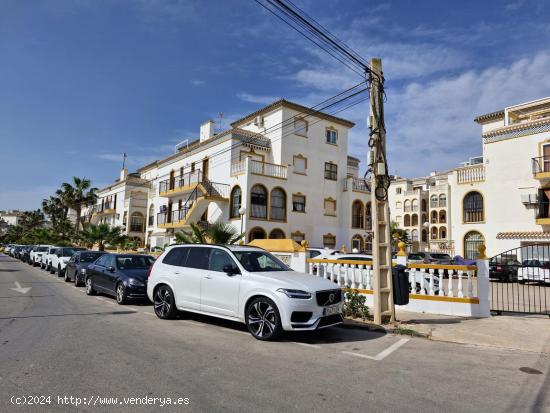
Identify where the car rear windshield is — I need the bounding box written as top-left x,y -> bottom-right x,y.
430,254 -> 451,259
408,254 -> 423,260
116,256 -> 155,270
232,251 -> 289,272
62,248 -> 84,257
36,247 -> 48,252
80,252 -> 104,263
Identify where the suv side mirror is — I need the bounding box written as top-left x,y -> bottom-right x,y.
56,253 -> 61,258
222,265 -> 240,276
107,266 -> 115,272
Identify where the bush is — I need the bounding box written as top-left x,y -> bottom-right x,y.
343,287 -> 370,320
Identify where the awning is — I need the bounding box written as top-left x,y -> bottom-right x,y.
496,231 -> 550,240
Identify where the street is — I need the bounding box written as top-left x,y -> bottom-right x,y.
1,254 -> 549,413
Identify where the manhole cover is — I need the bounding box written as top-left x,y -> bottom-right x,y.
519,367 -> 543,375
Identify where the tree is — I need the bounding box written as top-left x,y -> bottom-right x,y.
19,210 -> 45,232
175,221 -> 243,245
80,224 -> 124,251
57,177 -> 97,231
390,221 -> 408,250
42,196 -> 66,227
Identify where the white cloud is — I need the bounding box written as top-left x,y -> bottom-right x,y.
237,92 -> 279,105
191,79 -> 205,86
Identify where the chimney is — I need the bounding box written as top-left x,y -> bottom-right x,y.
120,168 -> 128,181
200,120 -> 215,142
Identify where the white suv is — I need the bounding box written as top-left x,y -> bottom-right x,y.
30,245 -> 51,267
41,246 -> 59,270
49,247 -> 86,276
147,244 -> 344,340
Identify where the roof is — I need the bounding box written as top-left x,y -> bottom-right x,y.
347,155 -> 361,162
496,231 -> 550,240
247,238 -> 306,253
230,98 -> 355,129
474,109 -> 505,123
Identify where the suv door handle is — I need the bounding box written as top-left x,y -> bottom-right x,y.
204,275 -> 213,279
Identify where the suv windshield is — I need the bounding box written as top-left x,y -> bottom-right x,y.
430,254 -> 451,260
116,256 -> 155,270
233,251 -> 289,272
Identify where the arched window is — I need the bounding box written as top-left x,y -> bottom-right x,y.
230,186 -> 242,218
366,202 -> 372,230
406,230 -> 411,241
422,213 -> 428,224
439,210 -> 446,223
421,199 -> 427,212
430,195 -> 438,208
148,204 -> 154,226
464,231 -> 484,260
439,194 -> 447,208
463,192 -> 484,223
439,226 -> 447,239
411,199 -> 419,212
352,200 -> 364,228
270,188 -> 286,221
411,229 -> 419,242
269,228 -> 286,239
250,185 -> 267,219
412,214 -> 418,226
130,212 -> 144,232
404,200 -> 411,212
431,226 -> 438,239
351,234 -> 364,252
404,214 -> 411,227
431,210 -> 438,224
249,227 -> 267,242
421,229 -> 428,242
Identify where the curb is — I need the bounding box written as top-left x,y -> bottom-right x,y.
342,318 -> 430,338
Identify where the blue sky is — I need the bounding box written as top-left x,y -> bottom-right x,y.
1,0 -> 550,210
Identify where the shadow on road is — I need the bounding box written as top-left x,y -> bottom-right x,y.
0,310 -> 137,320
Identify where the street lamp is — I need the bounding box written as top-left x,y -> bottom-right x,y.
239,206 -> 246,235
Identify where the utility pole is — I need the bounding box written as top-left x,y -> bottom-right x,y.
369,58 -> 395,324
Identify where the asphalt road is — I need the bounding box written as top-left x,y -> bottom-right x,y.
0,254 -> 549,413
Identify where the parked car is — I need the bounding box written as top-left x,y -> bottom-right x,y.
65,250 -> 108,285
407,252 -> 454,265
517,260 -> 550,284
147,244 -> 344,341
85,254 -> 155,304
41,246 -> 60,270
307,248 -> 336,259
12,245 -> 25,259
49,247 -> 86,276
30,245 -> 51,267
453,255 -> 477,266
21,245 -> 35,263
489,258 -> 521,282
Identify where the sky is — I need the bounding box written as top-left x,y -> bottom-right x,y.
1,0 -> 550,210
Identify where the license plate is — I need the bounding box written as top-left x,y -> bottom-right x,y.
323,305 -> 340,316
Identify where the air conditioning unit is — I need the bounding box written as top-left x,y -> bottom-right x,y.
521,193 -> 538,205
253,116 -> 264,127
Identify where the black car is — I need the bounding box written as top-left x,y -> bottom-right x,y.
489,258 -> 521,282
64,250 -> 108,286
13,246 -> 25,259
21,246 -> 34,263
85,254 -> 155,304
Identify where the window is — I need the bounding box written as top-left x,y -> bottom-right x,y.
439,227 -> 447,239
123,211 -> 127,225
431,210 -> 438,224
431,226 -> 438,239
230,186 -> 242,219
422,214 -> 428,224
270,188 -> 286,221
249,227 -> 267,242
250,185 -> 267,219
116,255 -> 154,270
430,195 -> 438,208
404,214 -> 411,227
421,199 -> 427,212
95,255 -> 109,267
463,191 -> 484,223
130,212 -> 144,232
412,214 -> 418,226
324,162 -> 338,180
352,200 -> 364,228
185,247 -> 210,270
366,202 -> 372,230
323,234 -> 336,249
163,247 -> 189,266
208,249 -> 235,272
324,198 -> 336,216
148,204 -> 154,226
404,200 -> 411,212
421,229 -> 428,242
293,155 -> 307,174
269,228 -> 285,239
439,194 -> 447,207
439,210 -> 446,223
291,231 -> 305,243
351,235 -> 364,252
294,118 -> 308,137
411,229 -> 419,242
326,128 -> 338,144
411,199 -> 419,212
396,188 -> 402,195
233,250 -> 289,272
292,194 -> 306,212
464,231 -> 484,260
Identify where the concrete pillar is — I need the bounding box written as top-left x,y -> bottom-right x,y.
476,244 -> 491,318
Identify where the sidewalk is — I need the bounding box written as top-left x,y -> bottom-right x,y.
394,310 -> 550,354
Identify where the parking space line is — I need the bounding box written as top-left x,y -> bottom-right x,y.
142,311 -> 155,316
221,328 -> 249,336
341,338 -> 410,361
293,342 -> 321,349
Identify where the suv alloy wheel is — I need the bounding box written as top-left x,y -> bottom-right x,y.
85,277 -> 96,295
153,285 -> 176,319
245,297 -> 282,341
116,283 -> 128,305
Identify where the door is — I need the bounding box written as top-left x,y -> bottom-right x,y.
544,144 -> 550,172
163,247 -> 202,311
200,248 -> 241,317
67,256 -> 77,279
91,255 -> 109,290
202,158 -> 209,181
169,170 -> 175,190
102,255 -> 118,294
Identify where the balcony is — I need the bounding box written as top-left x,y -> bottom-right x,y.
457,164 -> 485,184
343,177 -> 370,193
159,170 -> 203,197
92,202 -> 115,216
231,159 -> 288,180
532,156 -> 550,180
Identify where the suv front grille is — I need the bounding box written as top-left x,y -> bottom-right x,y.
316,289 -> 342,306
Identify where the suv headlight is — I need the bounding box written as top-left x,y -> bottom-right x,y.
277,288 -> 311,299
128,278 -> 145,287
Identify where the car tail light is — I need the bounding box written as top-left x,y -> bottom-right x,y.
496,266 -> 502,271
147,264 -> 154,278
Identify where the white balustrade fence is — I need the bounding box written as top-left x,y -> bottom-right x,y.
457,165 -> 485,184
307,259 -> 374,290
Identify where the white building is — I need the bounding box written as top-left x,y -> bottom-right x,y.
95,99 -> 372,251
0,210 -> 22,227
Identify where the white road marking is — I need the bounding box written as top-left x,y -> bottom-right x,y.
342,338 -> 410,361
294,342 -> 321,349
10,281 -> 31,294
142,312 -> 156,316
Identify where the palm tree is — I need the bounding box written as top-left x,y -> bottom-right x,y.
57,177 -> 98,231
80,224 -> 124,251
42,196 -> 66,227
19,210 -> 45,232
390,221 -> 408,250
175,221 -> 243,245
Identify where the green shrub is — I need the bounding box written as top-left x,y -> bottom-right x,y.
343,287 -> 370,320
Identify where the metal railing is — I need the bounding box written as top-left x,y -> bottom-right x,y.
532,156 -> 550,175
159,170 -> 202,194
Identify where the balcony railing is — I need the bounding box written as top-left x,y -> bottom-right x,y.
532,156 -> 550,177
230,160 -> 288,179
93,202 -> 114,214
457,165 -> 485,184
344,177 -> 370,193
159,170 -> 202,195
